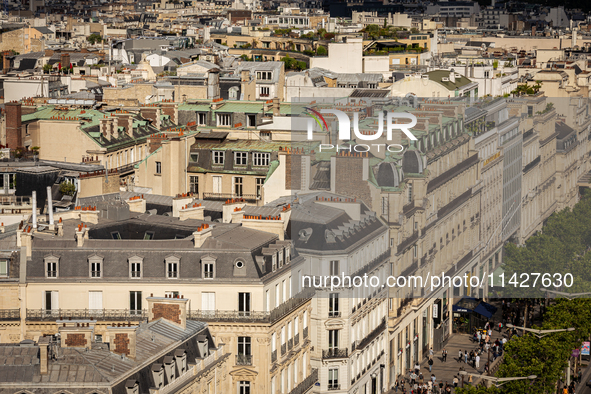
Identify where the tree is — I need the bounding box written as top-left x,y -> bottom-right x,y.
86,33 -> 103,45
59,182 -> 76,196
455,385 -> 499,394
42,63 -> 52,74
316,46 -> 327,56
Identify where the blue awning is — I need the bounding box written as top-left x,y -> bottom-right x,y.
473,301 -> 497,319
453,305 -> 471,313
453,298 -> 497,318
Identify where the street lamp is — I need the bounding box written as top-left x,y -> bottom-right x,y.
505,324 -> 575,339
539,288 -> 591,300
459,371 -> 536,388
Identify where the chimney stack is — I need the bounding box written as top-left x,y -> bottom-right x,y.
272,97 -> 280,116
38,337 -> 50,375
5,102 -> 22,149
32,191 -> 37,229
193,224 -> 212,248
146,295 -> 189,330
47,186 -> 54,229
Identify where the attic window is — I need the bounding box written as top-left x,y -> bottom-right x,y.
111,231 -> 122,240
144,232 -> 154,240
235,260 -> 244,269
190,153 -> 199,162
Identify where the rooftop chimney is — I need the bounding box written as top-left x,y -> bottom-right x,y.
47,186 -> 54,230
38,337 -> 50,375
272,97 -> 280,116
193,224 -> 212,248
106,325 -> 137,359
5,102 -> 22,150
146,295 -> 188,330
32,191 -> 37,229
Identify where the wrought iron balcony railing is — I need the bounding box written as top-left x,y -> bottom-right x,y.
26,309 -> 148,321
0,309 -> 19,320
236,354 -> 253,366
289,368 -> 318,394
328,383 -> 341,391
322,348 -> 348,359
203,192 -> 259,203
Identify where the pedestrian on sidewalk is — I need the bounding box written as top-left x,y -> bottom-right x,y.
442,348 -> 447,362
468,374 -> 473,385
464,350 -> 468,364
429,347 -> 434,359
453,376 -> 458,388
428,358 -> 433,372
485,321 -> 490,330
415,362 -> 421,374
394,379 -> 399,392
477,330 -> 482,343
419,373 -> 424,385
498,322 -> 502,332
458,350 -> 462,363
475,354 -> 480,369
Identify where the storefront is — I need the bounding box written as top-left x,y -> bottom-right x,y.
433,298 -> 450,351
452,297 -> 497,333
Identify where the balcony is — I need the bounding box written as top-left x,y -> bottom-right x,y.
353,317 -> 386,351
26,309 -> 148,321
236,354 -> 253,366
303,326 -> 308,339
328,311 -> 341,318
294,333 -> 299,346
328,383 -> 341,391
322,348 -> 348,359
351,249 -> 391,280
188,310 -> 270,322
289,368 -> 318,394
0,309 -> 19,321
271,349 -> 277,363
203,192 -> 259,203
269,287 -> 315,324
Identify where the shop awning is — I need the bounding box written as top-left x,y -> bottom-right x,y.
453,297 -> 497,319
473,301 -> 497,319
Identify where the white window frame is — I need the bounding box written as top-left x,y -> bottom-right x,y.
213,151 -> 224,165
234,152 -> 248,166
253,152 -> 270,166
217,113 -> 231,127
45,256 -> 59,278
89,255 -> 103,278
165,256 -> 180,279
129,256 -> 142,279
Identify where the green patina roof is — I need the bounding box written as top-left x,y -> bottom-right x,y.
191,139 -> 319,153
426,70 -> 474,90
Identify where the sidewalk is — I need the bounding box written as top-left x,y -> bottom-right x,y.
386,329 -> 504,393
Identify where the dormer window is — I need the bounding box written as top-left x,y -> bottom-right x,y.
0,259 -> 7,277
125,379 -> 139,394
88,255 -> 103,278
45,255 -> 59,278
272,254 -> 277,272
151,364 -> 164,388
165,256 -> 180,279
285,247 -> 291,264
202,255 -> 216,279
129,256 -> 142,279
278,250 -> 284,268
174,349 -> 187,375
